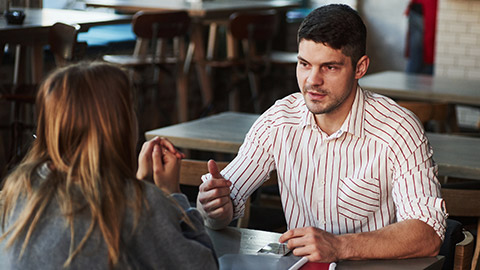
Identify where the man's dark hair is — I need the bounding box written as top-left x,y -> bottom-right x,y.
298,4 -> 367,66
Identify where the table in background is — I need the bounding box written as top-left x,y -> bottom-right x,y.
146,111 -> 480,180
0,8 -> 131,84
359,71 -> 480,107
207,226 -> 444,269
85,0 -> 299,121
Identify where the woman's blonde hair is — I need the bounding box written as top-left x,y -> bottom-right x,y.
0,62 -> 143,268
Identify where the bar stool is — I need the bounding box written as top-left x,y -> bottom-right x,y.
102,11 -> 191,123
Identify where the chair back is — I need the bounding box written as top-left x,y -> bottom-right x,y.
179,159 -> 228,187
442,187 -> 480,270
397,101 -> 457,133
132,11 -> 190,40
48,22 -> 81,67
229,10 -> 279,42
454,230 -> 475,270
229,10 -> 278,61
132,11 -> 190,59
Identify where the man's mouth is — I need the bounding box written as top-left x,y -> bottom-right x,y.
307,91 -> 327,101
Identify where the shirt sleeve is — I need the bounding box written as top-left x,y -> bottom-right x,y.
390,121 -> 448,240
202,112 -> 277,220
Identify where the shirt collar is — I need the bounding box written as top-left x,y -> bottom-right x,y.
344,86 -> 365,138
301,86 -> 366,138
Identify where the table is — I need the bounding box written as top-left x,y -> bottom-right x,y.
207,226 -> 445,269
0,8 -> 131,84
85,0 -> 299,121
85,0 -> 299,19
359,71 -> 480,107
146,112 -> 480,180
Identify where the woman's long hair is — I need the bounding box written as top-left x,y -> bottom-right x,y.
0,62 -> 143,267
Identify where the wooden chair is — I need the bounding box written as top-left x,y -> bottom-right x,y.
454,230 -> 475,270
102,11 -> 191,123
179,159 -> 278,228
397,101 -> 458,133
202,10 -> 278,113
441,187 -> 480,270
0,22 -> 83,165
48,22 -> 85,67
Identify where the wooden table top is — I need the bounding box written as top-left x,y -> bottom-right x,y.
0,7 -> 131,44
207,226 -> 444,269
146,112 -> 480,180
85,0 -> 299,18
359,71 -> 480,107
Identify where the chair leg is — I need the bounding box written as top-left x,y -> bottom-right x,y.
471,219 -> 480,270
247,71 -> 261,113
176,68 -> 189,123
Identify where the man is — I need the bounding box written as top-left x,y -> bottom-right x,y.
197,4 -> 446,262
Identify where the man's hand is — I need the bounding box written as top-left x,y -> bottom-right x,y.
279,227 -> 342,262
279,220 -> 442,262
197,160 -> 233,229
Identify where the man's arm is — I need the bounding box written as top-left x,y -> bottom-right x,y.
280,219 -> 442,262
196,160 -> 234,230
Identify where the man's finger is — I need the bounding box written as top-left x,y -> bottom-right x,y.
279,228 -> 306,243
208,159 -> 222,179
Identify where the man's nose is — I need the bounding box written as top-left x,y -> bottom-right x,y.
307,67 -> 324,86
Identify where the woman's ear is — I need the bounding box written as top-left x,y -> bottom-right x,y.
354,55 -> 370,79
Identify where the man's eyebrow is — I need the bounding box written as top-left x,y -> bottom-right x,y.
297,55 -> 308,62
321,60 -> 345,66
297,55 -> 346,66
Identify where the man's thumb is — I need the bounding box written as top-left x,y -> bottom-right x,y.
208,159 -> 222,178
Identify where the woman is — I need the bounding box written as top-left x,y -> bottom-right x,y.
0,62 -> 217,269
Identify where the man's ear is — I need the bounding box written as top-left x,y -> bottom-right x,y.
354,55 -> 370,79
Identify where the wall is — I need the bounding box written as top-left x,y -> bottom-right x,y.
308,0 -> 410,75
435,0 -> 480,129
435,0 -> 480,79
358,0 -> 410,75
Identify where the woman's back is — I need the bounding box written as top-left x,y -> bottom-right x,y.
0,163 -> 216,269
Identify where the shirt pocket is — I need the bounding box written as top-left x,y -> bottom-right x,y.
337,177 -> 380,221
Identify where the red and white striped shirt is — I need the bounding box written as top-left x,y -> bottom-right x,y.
206,87 -> 447,239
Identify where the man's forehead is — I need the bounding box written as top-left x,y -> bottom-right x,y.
298,40 -> 350,63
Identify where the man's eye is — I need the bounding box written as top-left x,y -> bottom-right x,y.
298,61 -> 308,67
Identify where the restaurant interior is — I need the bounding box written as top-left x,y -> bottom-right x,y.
1,0 -> 480,269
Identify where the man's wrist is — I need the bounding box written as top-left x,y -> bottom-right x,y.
336,233 -> 358,260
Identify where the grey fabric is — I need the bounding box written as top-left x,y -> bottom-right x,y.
0,171 -> 217,270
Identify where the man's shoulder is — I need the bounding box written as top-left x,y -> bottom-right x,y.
362,90 -> 424,141
260,92 -> 306,123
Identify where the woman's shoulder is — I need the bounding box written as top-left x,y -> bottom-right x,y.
126,180 -> 182,221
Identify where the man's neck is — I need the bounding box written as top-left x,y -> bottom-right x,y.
313,87 -> 358,136
314,113 -> 347,136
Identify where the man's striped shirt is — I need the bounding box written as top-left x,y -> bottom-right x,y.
205,87 -> 447,239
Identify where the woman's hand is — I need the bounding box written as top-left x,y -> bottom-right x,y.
137,137 -> 184,193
